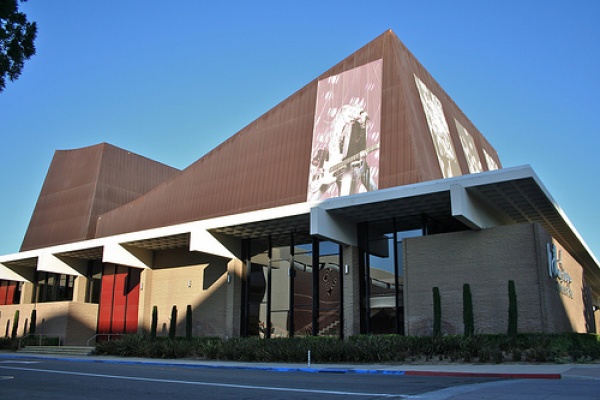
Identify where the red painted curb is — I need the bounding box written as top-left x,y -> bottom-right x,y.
404,370 -> 561,380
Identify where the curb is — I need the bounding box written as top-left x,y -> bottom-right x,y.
403,370 -> 561,380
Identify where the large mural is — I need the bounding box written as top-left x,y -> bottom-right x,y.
455,119 -> 483,174
307,59 -> 382,201
414,75 -> 462,179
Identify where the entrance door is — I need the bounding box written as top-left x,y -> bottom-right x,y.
97,264 -> 141,335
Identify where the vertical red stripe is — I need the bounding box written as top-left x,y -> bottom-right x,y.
111,266 -> 128,333
98,264 -> 116,333
6,282 -> 16,305
0,282 -> 8,305
124,268 -> 141,334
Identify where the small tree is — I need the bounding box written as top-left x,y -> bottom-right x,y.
168,305 -> 177,340
432,287 -> 442,337
30,309 -> 36,335
0,0 -> 38,92
463,284 -> 474,337
150,306 -> 158,341
185,305 -> 193,341
508,280 -> 518,338
11,310 -> 19,339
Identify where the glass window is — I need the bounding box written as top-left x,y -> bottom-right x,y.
35,272 -> 75,303
361,220 -> 422,335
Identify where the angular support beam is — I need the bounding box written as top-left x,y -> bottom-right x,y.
103,243 -> 152,269
0,262 -> 33,282
310,206 -> 357,246
450,184 -> 507,230
190,229 -> 236,259
38,253 -> 87,276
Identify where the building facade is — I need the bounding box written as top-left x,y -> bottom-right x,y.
1,31 -> 598,345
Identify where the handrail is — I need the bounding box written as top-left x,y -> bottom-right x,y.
18,334 -> 62,350
86,333 -> 123,347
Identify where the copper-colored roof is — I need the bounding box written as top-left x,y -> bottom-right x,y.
21,143 -> 180,251
90,30 -> 500,238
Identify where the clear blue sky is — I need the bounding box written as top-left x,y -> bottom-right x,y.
1,1 -> 598,259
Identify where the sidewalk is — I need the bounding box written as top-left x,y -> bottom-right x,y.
2,351 -> 600,380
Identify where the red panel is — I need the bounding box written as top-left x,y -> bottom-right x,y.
0,282 -> 8,305
6,282 -> 16,305
97,264 -> 116,333
124,268 -> 141,334
111,266 -> 128,334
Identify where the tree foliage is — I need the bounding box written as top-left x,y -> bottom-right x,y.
0,0 -> 37,92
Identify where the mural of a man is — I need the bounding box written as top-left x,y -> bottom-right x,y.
308,60 -> 382,201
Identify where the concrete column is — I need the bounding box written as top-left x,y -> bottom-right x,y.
225,258 -> 242,338
342,245 -> 361,338
72,275 -> 88,302
20,282 -> 35,304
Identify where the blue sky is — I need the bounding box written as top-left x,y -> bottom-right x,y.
1,1 -> 598,259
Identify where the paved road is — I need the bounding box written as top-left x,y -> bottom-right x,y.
1,355 -> 600,399
0,358 -> 496,399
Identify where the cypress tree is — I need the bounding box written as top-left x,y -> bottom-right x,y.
508,280 -> 518,338
433,287 -> 441,337
463,284 -> 474,337
150,305 -> 158,341
186,305 -> 193,341
30,309 -> 36,335
169,305 -> 177,340
11,310 -> 19,339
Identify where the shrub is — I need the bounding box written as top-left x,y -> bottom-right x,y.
169,305 -> 177,340
30,309 -> 36,335
93,332 -> 600,364
150,306 -> 158,341
463,284 -> 474,337
433,287 -> 441,337
11,310 -> 19,339
508,280 -> 518,338
186,305 -> 193,341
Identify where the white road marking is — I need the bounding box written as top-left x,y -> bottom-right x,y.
0,361 -> 40,364
0,365 -> 405,397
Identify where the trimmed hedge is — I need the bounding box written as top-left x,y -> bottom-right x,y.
93,333 -> 600,364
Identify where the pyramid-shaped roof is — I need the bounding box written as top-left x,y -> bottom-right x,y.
94,30 -> 501,238
21,143 -> 180,251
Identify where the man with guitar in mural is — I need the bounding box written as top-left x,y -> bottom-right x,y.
309,104 -> 378,200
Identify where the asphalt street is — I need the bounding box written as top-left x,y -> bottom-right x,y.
1,355 -> 600,399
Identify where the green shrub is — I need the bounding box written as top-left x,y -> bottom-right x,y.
150,306 -> 158,341
463,284 -> 474,337
508,280 -> 518,338
30,309 -> 36,335
11,310 -> 19,339
169,305 -> 177,340
185,305 -> 193,341
93,332 -> 600,364
433,287 -> 441,337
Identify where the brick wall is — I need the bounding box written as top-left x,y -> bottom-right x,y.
403,223 -> 591,336
141,248 -> 231,338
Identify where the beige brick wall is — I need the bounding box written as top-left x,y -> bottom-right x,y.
140,248 -> 235,338
0,302 -> 98,345
403,223 -> 591,336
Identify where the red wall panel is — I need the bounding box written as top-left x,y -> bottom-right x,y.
111,266 -> 128,334
0,282 -> 8,305
98,264 -> 116,333
124,268 -> 141,334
